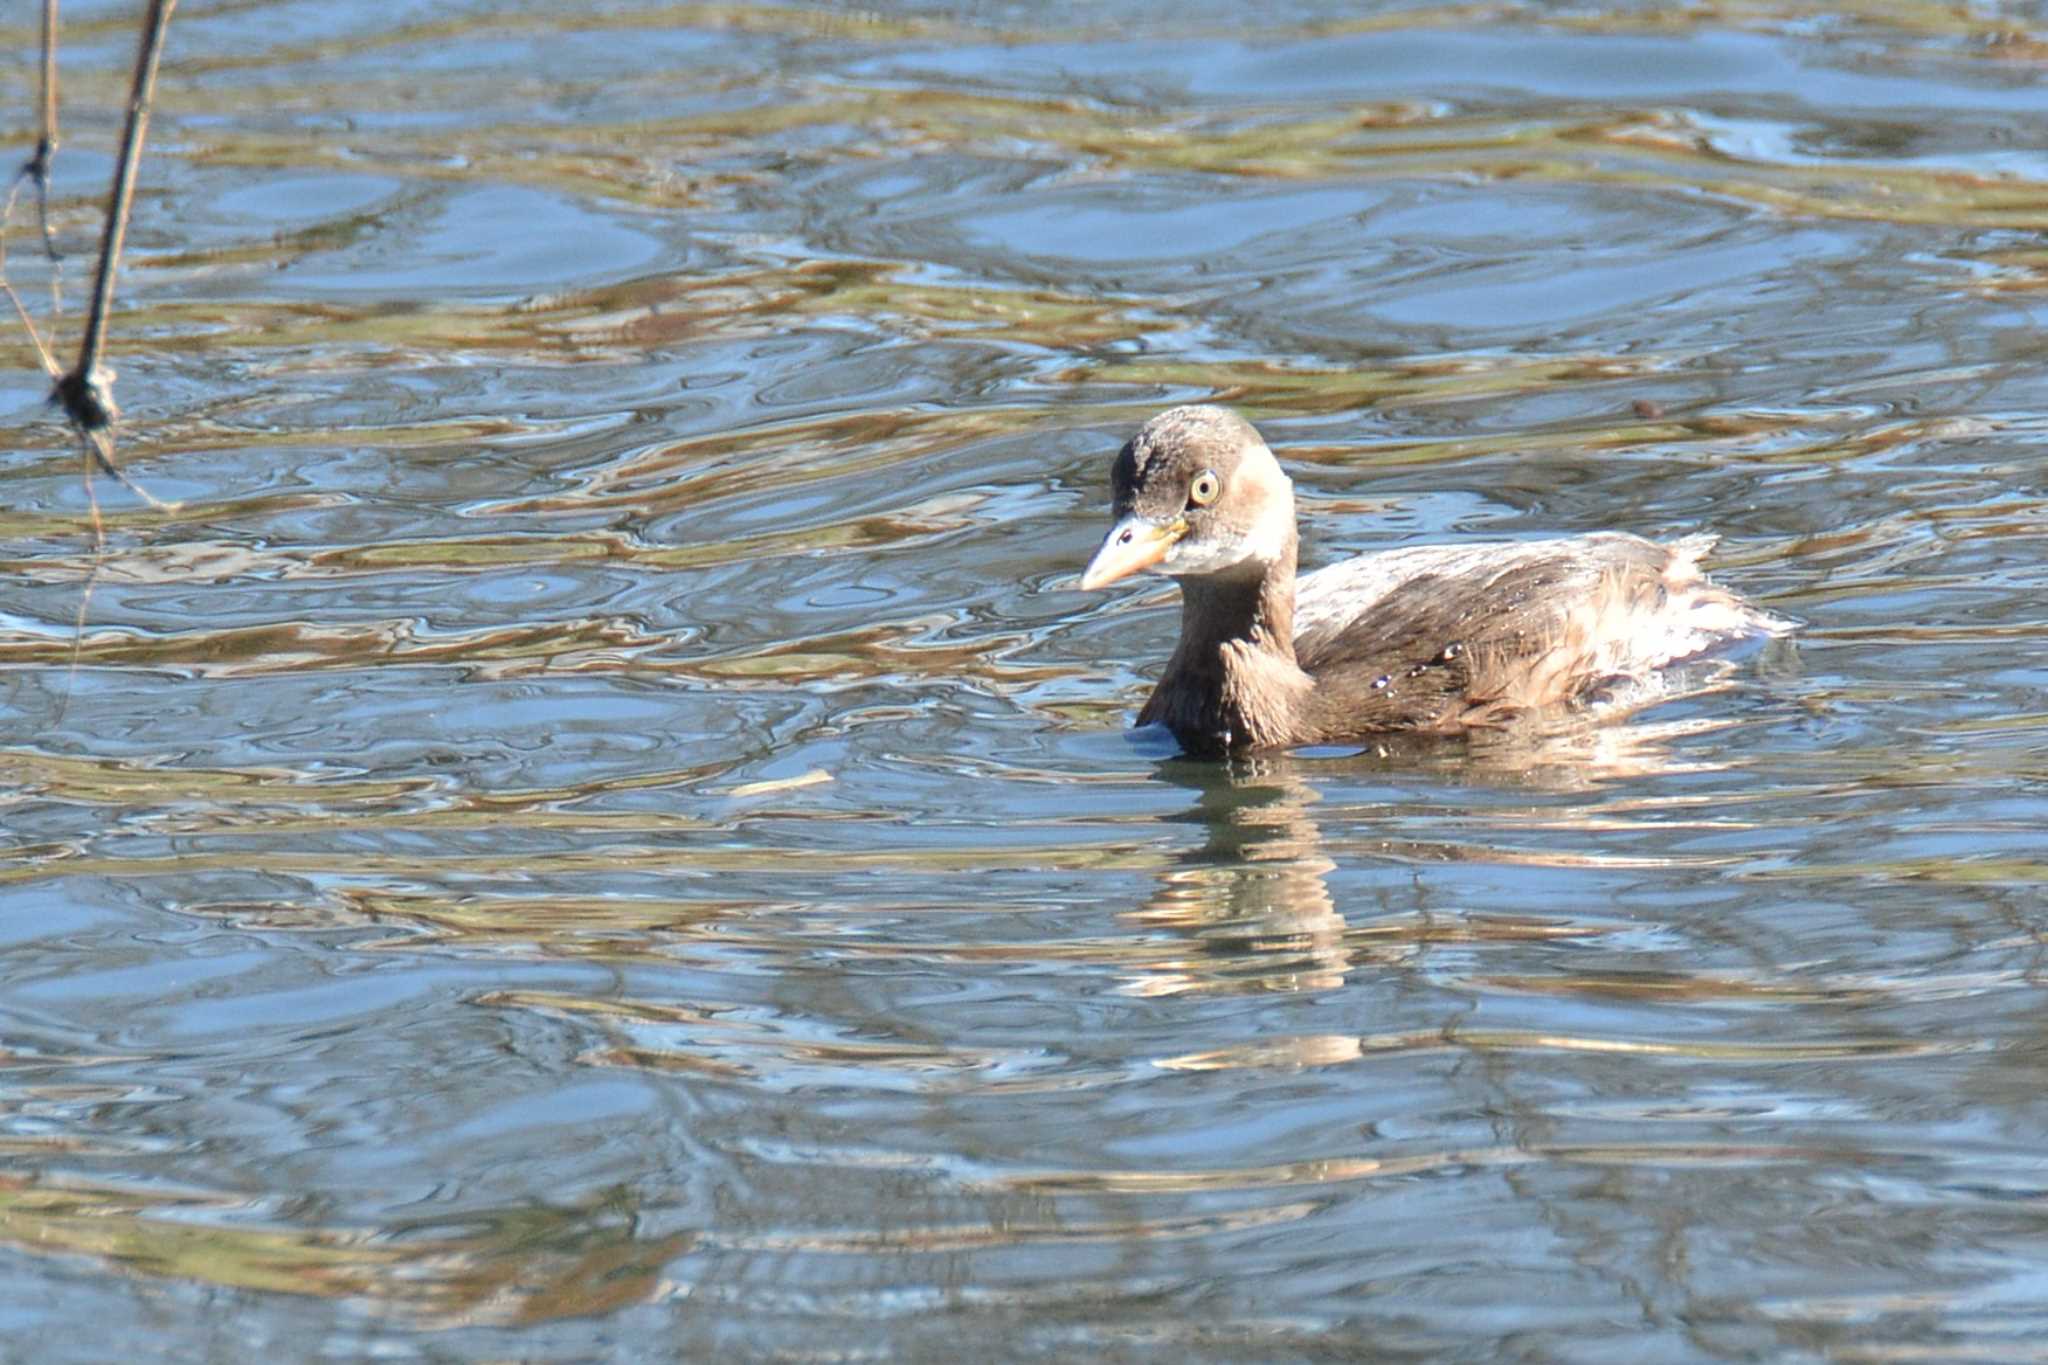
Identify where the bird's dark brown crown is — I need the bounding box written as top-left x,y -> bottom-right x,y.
1110,405 -> 1269,522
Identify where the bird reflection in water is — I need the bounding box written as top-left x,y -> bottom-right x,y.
1115,707 -> 1750,1001
1121,753 -> 1359,998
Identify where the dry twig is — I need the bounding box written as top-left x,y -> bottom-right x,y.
0,0 -> 183,713
58,0 -> 178,508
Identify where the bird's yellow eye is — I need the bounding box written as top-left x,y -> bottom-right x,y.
1188,469 -> 1221,507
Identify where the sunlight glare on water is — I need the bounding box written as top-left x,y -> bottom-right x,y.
5,2 -> 2048,1358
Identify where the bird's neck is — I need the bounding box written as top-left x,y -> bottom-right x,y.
1142,532 -> 1310,752
1173,535 -> 1299,667
1171,573 -> 1294,671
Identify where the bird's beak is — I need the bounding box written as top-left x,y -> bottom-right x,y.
1080,515 -> 1185,590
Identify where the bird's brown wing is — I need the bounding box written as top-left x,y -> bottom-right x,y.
1291,536 -> 1680,735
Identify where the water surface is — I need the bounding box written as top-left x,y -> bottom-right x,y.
5,3 -> 2048,1359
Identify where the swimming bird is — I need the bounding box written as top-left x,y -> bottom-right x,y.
1080,405 -> 1786,755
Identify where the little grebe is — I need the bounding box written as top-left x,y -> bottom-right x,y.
1080,405 -> 1786,755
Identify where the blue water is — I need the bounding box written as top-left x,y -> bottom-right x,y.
4,4 -> 2048,1358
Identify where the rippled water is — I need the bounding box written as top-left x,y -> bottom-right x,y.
6,3 -> 2048,1358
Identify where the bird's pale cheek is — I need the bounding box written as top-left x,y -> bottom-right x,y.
1161,527 -> 1248,578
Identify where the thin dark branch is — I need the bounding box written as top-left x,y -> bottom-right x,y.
64,0 -> 176,438
49,0 -> 178,511
7,0 -> 64,271
1,0 -> 64,381
40,0 -> 60,155
9,0 -> 181,718
31,0 -> 61,260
